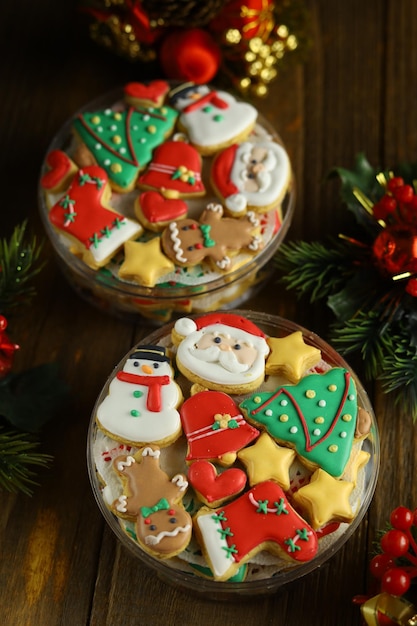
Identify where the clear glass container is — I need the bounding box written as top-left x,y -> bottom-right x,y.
38,87 -> 294,323
87,311 -> 379,598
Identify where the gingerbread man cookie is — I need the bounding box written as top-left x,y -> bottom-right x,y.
45,154 -> 142,269
161,202 -> 262,271
112,446 -> 192,558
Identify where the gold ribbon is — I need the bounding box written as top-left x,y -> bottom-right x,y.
361,593 -> 417,625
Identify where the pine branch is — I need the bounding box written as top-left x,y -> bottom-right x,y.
0,221 -> 44,315
330,311 -> 390,380
275,239 -> 363,302
0,426 -> 52,495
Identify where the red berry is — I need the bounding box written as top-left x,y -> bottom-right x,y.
373,195 -> 397,220
390,506 -> 414,530
387,176 -> 404,192
370,553 -> 395,578
393,184 -> 414,204
380,529 -> 409,557
406,278 -> 417,298
381,567 -> 411,596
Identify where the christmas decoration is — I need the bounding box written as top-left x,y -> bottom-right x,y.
354,506 -> 417,625
0,222 -> 68,495
79,0 -> 311,97
275,154 -> 417,421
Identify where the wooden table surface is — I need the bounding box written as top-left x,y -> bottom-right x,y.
2,1 -> 417,624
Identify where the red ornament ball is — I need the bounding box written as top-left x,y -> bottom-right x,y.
159,29 -> 221,84
373,224 -> 417,276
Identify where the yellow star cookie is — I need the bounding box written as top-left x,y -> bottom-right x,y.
237,432 -> 296,490
119,238 -> 174,287
265,331 -> 322,383
293,468 -> 354,529
343,448 -> 370,485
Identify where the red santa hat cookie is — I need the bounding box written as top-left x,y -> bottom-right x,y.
211,140 -> 291,217
172,313 -> 270,394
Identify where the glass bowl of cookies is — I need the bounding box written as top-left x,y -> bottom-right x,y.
38,81 -> 294,323
87,310 -> 379,598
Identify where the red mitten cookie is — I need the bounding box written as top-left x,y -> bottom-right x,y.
188,460 -> 247,507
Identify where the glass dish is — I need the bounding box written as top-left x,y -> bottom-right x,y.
38,86 -> 294,323
87,311 -> 379,598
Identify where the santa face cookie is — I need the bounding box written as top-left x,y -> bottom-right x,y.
96,345 -> 182,447
211,140 -> 291,216
173,313 -> 270,393
169,83 -> 258,155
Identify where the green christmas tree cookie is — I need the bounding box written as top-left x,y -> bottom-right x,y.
240,368 -> 358,477
73,105 -> 178,192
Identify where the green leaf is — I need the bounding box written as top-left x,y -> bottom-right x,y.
0,426 -> 52,495
0,364 -> 69,433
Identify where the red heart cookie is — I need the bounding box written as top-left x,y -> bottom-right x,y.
137,191 -> 188,230
188,460 -> 247,505
124,80 -> 170,105
41,150 -> 76,192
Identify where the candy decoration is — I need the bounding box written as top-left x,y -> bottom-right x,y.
240,368 -> 358,477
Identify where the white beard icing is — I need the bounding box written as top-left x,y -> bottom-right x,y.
191,345 -> 250,373
229,141 -> 290,207
177,325 -> 269,386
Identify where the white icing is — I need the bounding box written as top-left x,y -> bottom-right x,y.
96,357 -> 181,444
116,494 -> 128,512
144,524 -> 191,546
168,222 -> 187,263
176,323 -> 269,387
196,512 -> 235,578
171,474 -> 188,491
175,90 -> 257,148
224,141 -> 290,209
117,455 -> 136,471
174,317 -> 197,337
89,217 -> 142,265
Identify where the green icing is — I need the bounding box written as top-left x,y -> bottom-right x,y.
73,105 -> 178,190
239,368 -> 358,477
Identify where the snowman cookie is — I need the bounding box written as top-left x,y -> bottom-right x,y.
169,83 -> 258,155
96,345 -> 183,447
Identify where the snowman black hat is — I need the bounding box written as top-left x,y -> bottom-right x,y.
130,345 -> 170,362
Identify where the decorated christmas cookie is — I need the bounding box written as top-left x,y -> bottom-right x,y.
194,481 -> 318,581
138,139 -> 206,198
72,101 -> 178,192
124,80 -> 170,109
188,460 -> 247,508
240,368 -> 358,477
173,312 -> 270,393
96,345 -> 182,447
180,390 -> 260,465
169,83 -> 258,155
265,331 -> 322,383
118,238 -> 175,287
161,202 -> 262,271
135,191 -> 188,232
211,140 -> 291,216
112,446 -> 192,558
45,158 -> 142,269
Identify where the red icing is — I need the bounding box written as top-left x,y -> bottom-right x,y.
139,191 -> 188,223
206,481 -> 318,564
194,312 -> 267,339
183,91 -> 229,113
188,460 -> 247,503
41,150 -> 73,190
212,144 -> 239,198
124,80 -> 170,104
48,165 -> 127,249
116,371 -> 170,412
138,141 -> 205,195
180,390 -> 259,462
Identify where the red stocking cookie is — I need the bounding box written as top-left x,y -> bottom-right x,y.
112,446 -> 192,559
45,155 -> 142,269
194,480 -> 318,580
161,202 -> 262,271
